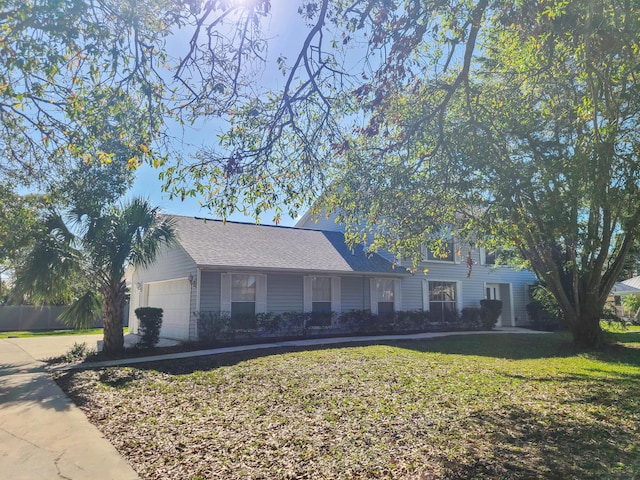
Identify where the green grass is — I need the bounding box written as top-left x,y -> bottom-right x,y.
0,327 -> 128,338
58,332 -> 640,479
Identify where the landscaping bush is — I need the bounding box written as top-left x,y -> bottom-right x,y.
255,312 -> 278,333
274,312 -> 310,336
479,299 -> 502,330
529,282 -> 563,321
230,313 -> 257,331
64,342 -> 93,362
134,307 -> 163,348
526,301 -> 563,331
461,307 -> 482,329
195,311 -> 232,344
337,310 -> 372,332
395,310 -> 430,331
622,295 -> 640,325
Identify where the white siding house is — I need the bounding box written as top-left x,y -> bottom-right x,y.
295,212 -> 537,328
129,211 -> 537,340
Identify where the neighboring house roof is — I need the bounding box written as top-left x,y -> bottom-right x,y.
611,281 -> 640,296
622,275 -> 640,291
169,215 -> 403,275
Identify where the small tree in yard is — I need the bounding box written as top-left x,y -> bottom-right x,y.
13,198 -> 175,354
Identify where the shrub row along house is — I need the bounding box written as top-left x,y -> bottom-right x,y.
127,213 -> 537,341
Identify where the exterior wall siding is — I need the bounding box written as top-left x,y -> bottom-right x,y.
341,276 -> 370,311
267,274 -> 304,313
297,210 -> 345,232
399,276 -> 425,311
195,271 -> 383,316
199,271 -> 221,312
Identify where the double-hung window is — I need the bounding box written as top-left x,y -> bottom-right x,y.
428,281 -> 458,322
231,274 -> 256,316
375,279 -> 395,316
310,276 -> 332,326
482,248 -> 518,266
304,276 -> 340,327
370,278 -> 401,315
221,273 -> 266,329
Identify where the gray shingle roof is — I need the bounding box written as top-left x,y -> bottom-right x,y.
169,215 -> 402,275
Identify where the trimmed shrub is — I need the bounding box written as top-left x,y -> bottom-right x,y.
395,310 -> 430,331
337,310 -> 372,332
461,307 -> 482,329
275,312 -> 310,336
134,307 -> 163,348
479,299 -> 502,330
196,311 -> 232,344
526,301 -> 562,331
255,312 -> 278,333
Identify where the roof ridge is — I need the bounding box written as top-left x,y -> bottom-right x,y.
167,214 -> 342,234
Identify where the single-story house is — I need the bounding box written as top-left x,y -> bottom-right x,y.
128,214 -> 538,340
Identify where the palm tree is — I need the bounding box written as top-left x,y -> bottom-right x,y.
13,198 -> 175,354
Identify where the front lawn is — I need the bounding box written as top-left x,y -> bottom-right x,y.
57,332 -> 640,479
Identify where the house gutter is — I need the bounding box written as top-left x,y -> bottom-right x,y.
195,265 -> 405,277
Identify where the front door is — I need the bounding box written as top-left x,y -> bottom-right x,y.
485,283 -> 502,326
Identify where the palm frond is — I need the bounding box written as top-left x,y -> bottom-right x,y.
11,225 -> 84,305
57,290 -> 102,329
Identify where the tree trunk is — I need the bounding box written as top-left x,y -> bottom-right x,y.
102,280 -> 126,355
565,310 -> 604,349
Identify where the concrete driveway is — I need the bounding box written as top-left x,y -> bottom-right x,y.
0,335 -> 140,480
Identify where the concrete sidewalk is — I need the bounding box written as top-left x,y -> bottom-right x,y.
0,337 -> 140,480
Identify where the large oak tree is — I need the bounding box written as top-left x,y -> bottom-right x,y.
167,0 -> 640,348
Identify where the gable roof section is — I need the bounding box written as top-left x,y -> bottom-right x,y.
169,215 -> 402,275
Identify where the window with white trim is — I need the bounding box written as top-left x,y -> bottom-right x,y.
425,239 -> 454,261
311,276 -> 332,326
221,273 -> 267,328
304,276 -> 341,327
428,281 -> 458,322
371,278 -> 402,315
375,278 -> 395,316
481,248 -> 518,266
231,274 -> 256,328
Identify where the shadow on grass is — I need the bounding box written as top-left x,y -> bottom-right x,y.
449,402 -> 640,480
387,332 -> 579,360
604,329 -> 640,346
74,332 -> 640,383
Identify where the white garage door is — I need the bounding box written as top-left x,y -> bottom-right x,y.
146,279 -> 191,340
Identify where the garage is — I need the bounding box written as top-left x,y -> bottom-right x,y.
144,279 -> 192,340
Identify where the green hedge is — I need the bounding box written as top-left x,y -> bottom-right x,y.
134,307 -> 163,348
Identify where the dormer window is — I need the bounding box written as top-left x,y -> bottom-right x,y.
424,235 -> 456,262
481,248 -> 518,266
